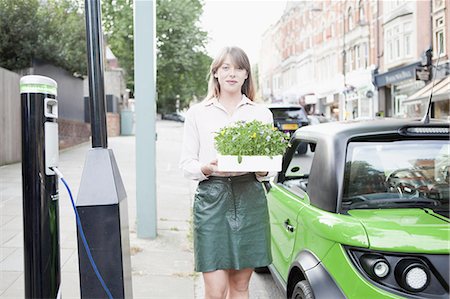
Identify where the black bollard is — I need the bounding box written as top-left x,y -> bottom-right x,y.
20,75 -> 61,298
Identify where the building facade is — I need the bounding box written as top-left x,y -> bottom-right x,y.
258,0 -> 449,120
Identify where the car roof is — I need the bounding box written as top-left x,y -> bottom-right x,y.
266,103 -> 304,109
292,118 -> 450,141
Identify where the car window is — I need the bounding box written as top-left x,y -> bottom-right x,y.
342,140 -> 449,214
282,142 -> 317,193
271,108 -> 308,122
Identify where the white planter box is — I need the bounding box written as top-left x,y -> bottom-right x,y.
217,154 -> 282,172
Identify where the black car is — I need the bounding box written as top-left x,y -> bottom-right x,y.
162,112 -> 185,122
267,104 -> 309,154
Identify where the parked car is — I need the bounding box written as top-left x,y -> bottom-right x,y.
161,112 -> 185,122
263,118 -> 449,299
267,104 -> 309,154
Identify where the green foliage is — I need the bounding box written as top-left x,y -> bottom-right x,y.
156,0 -> 211,112
0,0 -> 86,74
102,0 -> 134,90
215,120 -> 290,157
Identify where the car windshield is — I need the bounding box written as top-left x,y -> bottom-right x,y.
342,140 -> 449,215
271,107 -> 308,122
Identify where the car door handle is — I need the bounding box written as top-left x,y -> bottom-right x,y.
284,219 -> 295,233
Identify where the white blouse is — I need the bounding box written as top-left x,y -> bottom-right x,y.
179,95 -> 275,182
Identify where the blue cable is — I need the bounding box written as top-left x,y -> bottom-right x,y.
59,176 -> 114,299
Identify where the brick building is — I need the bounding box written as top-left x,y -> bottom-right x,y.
259,0 -> 449,120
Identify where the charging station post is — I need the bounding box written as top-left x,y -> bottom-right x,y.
20,75 -> 61,298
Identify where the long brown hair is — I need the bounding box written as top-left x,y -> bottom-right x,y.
206,46 -> 255,100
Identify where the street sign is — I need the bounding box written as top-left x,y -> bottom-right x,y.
416,67 -> 431,81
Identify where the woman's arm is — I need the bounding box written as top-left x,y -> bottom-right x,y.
179,109 -> 209,181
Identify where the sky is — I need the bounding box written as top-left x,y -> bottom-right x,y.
200,0 -> 288,65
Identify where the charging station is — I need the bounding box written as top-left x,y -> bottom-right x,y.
20,75 -> 61,298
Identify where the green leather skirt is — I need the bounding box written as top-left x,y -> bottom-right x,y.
193,173 -> 272,272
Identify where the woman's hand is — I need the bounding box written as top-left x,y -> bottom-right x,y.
201,159 -> 218,176
255,172 -> 269,177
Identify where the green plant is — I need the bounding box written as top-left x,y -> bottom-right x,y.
214,120 -> 290,160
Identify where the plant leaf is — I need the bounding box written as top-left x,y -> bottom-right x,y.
238,155 -> 242,164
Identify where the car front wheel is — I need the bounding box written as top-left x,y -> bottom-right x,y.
292,280 -> 314,299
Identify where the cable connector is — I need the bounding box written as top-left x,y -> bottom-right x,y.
50,167 -> 64,178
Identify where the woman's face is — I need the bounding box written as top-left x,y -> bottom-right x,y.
214,55 -> 248,95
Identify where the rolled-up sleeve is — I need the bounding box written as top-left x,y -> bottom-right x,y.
179,109 -> 208,181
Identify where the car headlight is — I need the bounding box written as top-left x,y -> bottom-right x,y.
345,247 -> 447,297
373,260 -> 390,278
395,260 -> 430,292
359,254 -> 390,279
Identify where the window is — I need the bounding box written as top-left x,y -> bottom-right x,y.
283,141 -> 318,194
386,29 -> 393,61
355,45 -> 361,69
434,0 -> 444,9
359,1 -> 365,23
436,30 -> 445,55
345,50 -> 353,73
394,25 -> 400,58
385,21 -> 413,63
348,7 -> 354,31
403,22 -> 412,57
342,141 -> 449,212
434,16 -> 446,56
362,42 -> 368,68
394,94 -> 407,116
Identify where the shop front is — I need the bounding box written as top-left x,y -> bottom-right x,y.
374,61 -> 428,118
405,75 -> 450,120
345,68 -> 377,120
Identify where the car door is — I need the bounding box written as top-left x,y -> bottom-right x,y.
267,183 -> 307,280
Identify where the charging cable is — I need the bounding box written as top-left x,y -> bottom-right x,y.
51,167 -> 114,299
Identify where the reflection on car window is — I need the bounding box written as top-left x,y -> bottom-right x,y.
271,108 -> 308,121
342,141 -> 449,214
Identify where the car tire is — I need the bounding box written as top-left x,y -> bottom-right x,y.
291,280 -> 314,299
254,266 -> 269,274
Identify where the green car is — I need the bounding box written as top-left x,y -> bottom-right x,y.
265,118 -> 449,299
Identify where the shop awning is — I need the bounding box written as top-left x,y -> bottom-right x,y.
405,76 -> 450,103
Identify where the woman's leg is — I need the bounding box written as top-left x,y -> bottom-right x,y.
203,270 -> 229,299
227,268 -> 253,299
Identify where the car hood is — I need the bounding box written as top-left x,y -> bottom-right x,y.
348,208 -> 450,254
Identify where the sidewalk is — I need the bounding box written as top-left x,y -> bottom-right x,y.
0,121 -> 198,298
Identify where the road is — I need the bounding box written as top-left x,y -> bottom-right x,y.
161,120 -> 284,299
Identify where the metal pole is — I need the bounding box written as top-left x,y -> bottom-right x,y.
85,0 -> 108,148
135,0 -> 157,238
20,75 -> 61,298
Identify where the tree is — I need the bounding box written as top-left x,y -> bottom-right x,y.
156,0 -> 211,112
0,0 -> 41,70
102,0 -> 134,90
0,0 -> 86,75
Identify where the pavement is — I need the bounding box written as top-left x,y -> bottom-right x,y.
0,120 -> 282,299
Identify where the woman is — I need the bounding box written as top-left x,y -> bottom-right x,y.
180,46 -> 274,299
